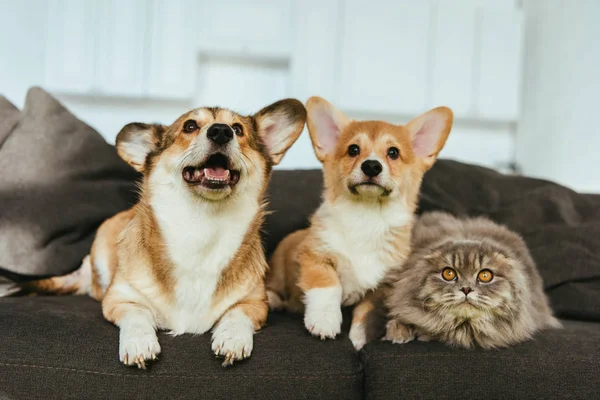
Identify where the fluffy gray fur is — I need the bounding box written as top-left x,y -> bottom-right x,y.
383,212 -> 561,349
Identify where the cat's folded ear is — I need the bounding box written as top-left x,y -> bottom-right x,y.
306,96 -> 350,162
116,123 -> 166,172
407,107 -> 453,169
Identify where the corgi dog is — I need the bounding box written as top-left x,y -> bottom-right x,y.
266,97 -> 453,350
24,99 -> 306,367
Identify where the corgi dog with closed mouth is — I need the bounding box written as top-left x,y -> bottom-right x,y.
23,99 -> 306,367
266,97 -> 453,350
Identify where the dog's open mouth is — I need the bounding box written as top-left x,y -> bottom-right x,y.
182,153 -> 240,190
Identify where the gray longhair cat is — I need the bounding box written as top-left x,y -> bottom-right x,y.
382,211 -> 561,349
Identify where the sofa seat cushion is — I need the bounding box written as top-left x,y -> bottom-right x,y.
360,320 -> 600,399
0,296 -> 363,400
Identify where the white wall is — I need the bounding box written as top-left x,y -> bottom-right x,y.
0,0 -> 47,105
2,0 -> 522,173
518,0 -> 600,192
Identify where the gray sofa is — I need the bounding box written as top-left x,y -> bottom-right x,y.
1,89 -> 599,399
2,296 -> 598,399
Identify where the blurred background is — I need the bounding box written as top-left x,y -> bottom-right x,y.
1,0 -> 598,192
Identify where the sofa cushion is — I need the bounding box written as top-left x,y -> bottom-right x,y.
360,320 -> 600,399
0,88 -> 139,278
263,169 -> 323,256
263,164 -> 600,321
0,98 -> 22,296
0,296 -> 363,400
0,95 -> 20,148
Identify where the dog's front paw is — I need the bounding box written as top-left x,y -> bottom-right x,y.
211,310 -> 254,367
304,307 -> 342,339
119,329 -> 161,369
303,286 -> 343,340
383,320 -> 415,344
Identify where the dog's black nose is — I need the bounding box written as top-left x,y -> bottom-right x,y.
361,160 -> 382,177
207,123 -> 233,146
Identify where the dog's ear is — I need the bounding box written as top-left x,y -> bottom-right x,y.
116,123 -> 166,172
406,107 -> 453,169
254,99 -> 306,165
305,96 -> 350,162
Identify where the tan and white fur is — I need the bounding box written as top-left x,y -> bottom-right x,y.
24,100 -> 306,367
266,97 -> 453,350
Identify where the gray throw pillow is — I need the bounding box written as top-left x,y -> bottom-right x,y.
0,96 -> 20,148
0,87 -> 139,277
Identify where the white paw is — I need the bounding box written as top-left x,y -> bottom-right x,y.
119,328 -> 161,369
211,310 -> 254,367
266,290 -> 284,311
349,323 -> 367,350
303,286 -> 343,340
304,307 -> 342,339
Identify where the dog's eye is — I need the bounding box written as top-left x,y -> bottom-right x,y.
232,123 -> 244,136
387,147 -> 400,160
477,269 -> 494,283
348,144 -> 360,157
442,267 -> 457,281
183,120 -> 198,133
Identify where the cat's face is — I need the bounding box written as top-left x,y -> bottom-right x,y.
416,241 -> 524,320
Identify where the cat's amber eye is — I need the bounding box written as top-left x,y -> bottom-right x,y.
478,269 -> 494,283
442,267 -> 457,281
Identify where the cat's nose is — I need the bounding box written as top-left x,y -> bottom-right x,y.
460,287 -> 473,295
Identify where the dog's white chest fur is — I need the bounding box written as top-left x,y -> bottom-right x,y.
316,199 -> 412,305
151,186 -> 256,335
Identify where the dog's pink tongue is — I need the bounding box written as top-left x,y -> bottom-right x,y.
204,167 -> 229,180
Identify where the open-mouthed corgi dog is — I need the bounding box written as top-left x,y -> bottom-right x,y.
23,99 -> 306,367
266,97 -> 453,350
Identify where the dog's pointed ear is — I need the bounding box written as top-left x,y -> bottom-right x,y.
406,107 -> 453,169
254,99 -> 306,165
306,96 -> 350,162
116,123 -> 166,172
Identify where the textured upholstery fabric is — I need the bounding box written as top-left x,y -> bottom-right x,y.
0,297 -> 597,400
360,320 -> 600,400
0,88 -> 139,278
263,169 -> 324,257
0,296 -> 362,400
